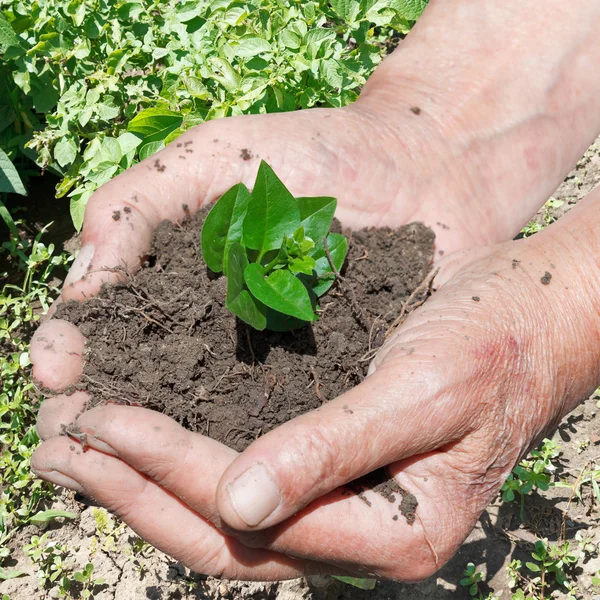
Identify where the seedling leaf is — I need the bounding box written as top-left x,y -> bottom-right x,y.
297,196 -> 337,245
333,576 -> 377,590
243,161 -> 300,256
29,509 -> 77,524
226,243 -> 267,330
202,183 -> 251,272
308,232 -> 348,296
244,263 -> 316,322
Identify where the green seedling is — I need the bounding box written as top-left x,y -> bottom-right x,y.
201,161 -> 347,330
501,438 -> 559,520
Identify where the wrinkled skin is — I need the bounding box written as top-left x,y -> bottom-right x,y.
29,0 -> 600,582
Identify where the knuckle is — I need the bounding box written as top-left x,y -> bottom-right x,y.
284,425 -> 342,498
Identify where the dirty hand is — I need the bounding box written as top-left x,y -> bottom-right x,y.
29,0 -> 600,582
30,190 -> 600,580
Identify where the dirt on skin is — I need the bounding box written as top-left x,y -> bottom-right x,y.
56,208 -> 435,521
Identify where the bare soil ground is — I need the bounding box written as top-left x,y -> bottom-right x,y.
2,137 -> 600,600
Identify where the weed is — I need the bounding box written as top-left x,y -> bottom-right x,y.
501,439 -> 560,520
0,220 -> 71,560
460,562 -> 498,599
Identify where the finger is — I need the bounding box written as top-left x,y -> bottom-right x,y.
30,436 -> 305,581
64,405 -> 459,580
215,361 -> 474,532
72,405 -> 236,523
36,391 -> 90,440
30,320 -> 85,392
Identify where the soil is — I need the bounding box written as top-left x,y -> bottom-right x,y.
55,211 -> 434,451
55,209 -> 435,521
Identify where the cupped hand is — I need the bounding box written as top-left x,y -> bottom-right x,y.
30,192 -> 600,580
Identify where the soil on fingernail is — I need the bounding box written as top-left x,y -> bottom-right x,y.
56,208 -> 434,523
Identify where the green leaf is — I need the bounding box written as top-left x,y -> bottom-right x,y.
0,148 -> 26,195
0,198 -> 20,239
526,562 -> 540,573
29,509 -> 77,525
139,141 -> 165,161
128,107 -> 183,138
332,576 -> 376,590
117,132 -> 142,155
309,233 -> 348,296
243,161 -> 300,256
54,137 -> 78,168
329,0 -> 361,23
297,196 -> 337,244
0,568 -> 27,580
233,36 -> 272,58
289,255 -> 317,276
391,0 -> 429,21
244,263 -> 316,322
0,13 -> 20,53
201,183 -> 251,273
226,243 -> 267,330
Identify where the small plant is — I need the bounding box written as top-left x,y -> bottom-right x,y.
460,563 -> 498,599
72,563 -> 105,599
507,540 -> 579,599
201,160 -> 347,330
23,533 -> 71,589
501,439 -> 559,520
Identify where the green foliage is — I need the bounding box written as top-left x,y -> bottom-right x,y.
501,439 -> 560,520
0,148 -> 26,195
506,541 -> 580,600
0,223 -> 71,564
0,0 -> 428,229
201,161 -> 347,330
332,576 -> 376,590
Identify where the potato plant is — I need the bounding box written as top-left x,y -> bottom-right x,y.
0,0 -> 428,230
201,160 -> 347,330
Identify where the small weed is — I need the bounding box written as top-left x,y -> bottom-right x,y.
501,439 -> 560,520
460,562 -> 498,599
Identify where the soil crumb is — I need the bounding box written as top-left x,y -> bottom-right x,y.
57,208 -> 434,521
541,271 -> 552,285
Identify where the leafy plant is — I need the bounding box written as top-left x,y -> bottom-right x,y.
501,439 -> 560,520
72,563 -> 105,599
507,541 -> 580,600
201,160 -> 347,330
0,0 -> 429,229
460,563 -> 498,599
1,223 -> 71,559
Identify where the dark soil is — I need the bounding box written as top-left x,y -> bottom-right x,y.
56,208 -> 434,522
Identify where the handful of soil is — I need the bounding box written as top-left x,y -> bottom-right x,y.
56,209 -> 434,522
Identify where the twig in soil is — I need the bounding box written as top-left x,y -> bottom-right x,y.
310,367 -> 326,403
323,236 -> 369,331
559,455 -> 600,542
386,267 -> 440,339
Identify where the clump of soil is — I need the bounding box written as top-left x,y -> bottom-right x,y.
56,208 -> 434,522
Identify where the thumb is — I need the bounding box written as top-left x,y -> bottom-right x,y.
61,118 -> 261,302
215,354 -> 471,531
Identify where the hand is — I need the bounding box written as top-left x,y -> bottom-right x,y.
30,191 -> 600,580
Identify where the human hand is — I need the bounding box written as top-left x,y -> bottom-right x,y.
29,0 -> 600,579
30,190 -> 600,580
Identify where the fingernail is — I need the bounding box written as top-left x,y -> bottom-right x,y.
226,463 -> 281,527
64,244 -> 95,287
81,434 -> 118,457
33,468 -> 84,493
